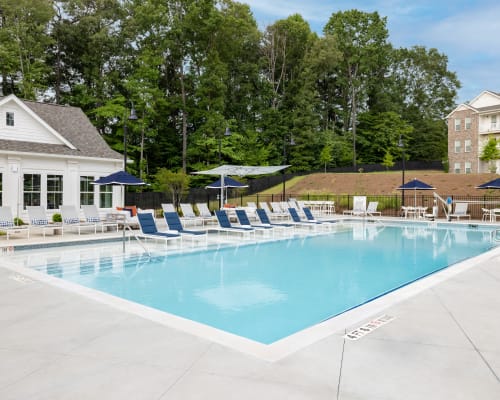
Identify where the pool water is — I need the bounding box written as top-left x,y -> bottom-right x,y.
19,223 -> 495,344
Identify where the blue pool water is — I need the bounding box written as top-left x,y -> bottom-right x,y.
23,223 -> 494,344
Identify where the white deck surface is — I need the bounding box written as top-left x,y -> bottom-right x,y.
1,218 -> 500,399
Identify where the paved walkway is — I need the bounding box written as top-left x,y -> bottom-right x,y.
0,222 -> 499,399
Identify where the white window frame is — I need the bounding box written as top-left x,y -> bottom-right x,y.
491,115 -> 497,130
454,140 -> 461,153
23,173 -> 41,208
454,163 -> 461,174
6,112 -> 14,126
47,175 -> 63,210
99,184 -> 113,208
80,176 -> 95,206
465,117 -> 471,130
454,118 -> 461,131
464,139 -> 472,152
464,162 -> 472,174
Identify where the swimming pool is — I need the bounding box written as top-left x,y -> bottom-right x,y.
8,222 -> 496,345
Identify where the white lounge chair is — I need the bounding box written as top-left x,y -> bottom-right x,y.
0,206 -> 30,239
82,205 -> 119,232
136,212 -> 182,247
61,205 -> 97,235
179,203 -> 201,226
27,206 -> 62,237
195,203 -> 217,225
161,203 -> 176,213
343,196 -> 367,216
449,202 -> 470,220
366,201 -> 381,217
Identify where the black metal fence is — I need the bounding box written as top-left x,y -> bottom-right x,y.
126,191 -> 500,220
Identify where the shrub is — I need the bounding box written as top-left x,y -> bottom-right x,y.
52,213 -> 62,223
13,217 -> 24,226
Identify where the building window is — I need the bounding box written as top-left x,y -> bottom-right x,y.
23,174 -> 41,208
0,173 -> 2,206
464,139 -> 472,152
491,115 -> 497,130
6,112 -> 14,126
454,118 -> 461,131
465,117 -> 471,130
454,140 -> 461,153
80,176 -> 95,206
465,162 -> 472,174
99,184 -> 113,208
454,163 -> 461,174
47,175 -> 63,210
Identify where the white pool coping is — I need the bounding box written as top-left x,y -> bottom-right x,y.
2,224 -> 500,362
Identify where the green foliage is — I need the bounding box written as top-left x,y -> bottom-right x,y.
52,213 -> 62,223
154,169 -> 191,207
0,2 -> 460,178
13,217 -> 25,226
382,151 -> 394,170
480,136 -> 500,172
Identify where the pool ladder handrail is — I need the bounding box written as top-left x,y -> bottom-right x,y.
491,229 -> 500,243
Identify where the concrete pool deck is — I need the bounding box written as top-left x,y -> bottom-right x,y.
0,221 -> 500,399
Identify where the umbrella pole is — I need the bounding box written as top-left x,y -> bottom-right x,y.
220,175 -> 225,209
122,185 -> 126,252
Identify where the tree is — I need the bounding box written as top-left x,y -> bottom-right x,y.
154,169 -> 191,208
381,151 -> 394,170
324,10 -> 391,170
480,136 -> 500,173
319,145 -> 332,172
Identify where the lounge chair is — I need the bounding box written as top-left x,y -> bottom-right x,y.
235,209 -> 274,234
269,202 -> 289,219
82,205 -> 119,232
366,201 -> 381,217
214,210 -> 255,238
60,205 -> 97,235
163,211 -> 207,243
27,206 -> 62,237
343,196 -> 367,216
288,208 -> 323,229
179,203 -> 202,226
161,203 -> 176,213
0,206 -> 30,239
449,202 -> 471,220
195,203 -> 218,225
302,207 -> 336,224
136,212 -> 181,246
255,208 -> 295,235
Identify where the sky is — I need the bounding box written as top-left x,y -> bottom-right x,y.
241,0 -> 500,105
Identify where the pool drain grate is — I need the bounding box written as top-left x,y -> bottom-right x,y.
344,315 -> 395,340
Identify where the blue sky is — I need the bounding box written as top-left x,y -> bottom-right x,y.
241,0 -> 500,105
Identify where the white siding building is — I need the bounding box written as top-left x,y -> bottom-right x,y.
0,94 -> 124,220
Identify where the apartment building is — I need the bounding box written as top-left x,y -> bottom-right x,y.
447,90 -> 500,173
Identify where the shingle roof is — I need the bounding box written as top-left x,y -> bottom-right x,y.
0,98 -> 122,160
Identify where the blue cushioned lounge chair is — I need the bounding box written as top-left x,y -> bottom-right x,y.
255,208 -> 294,228
137,212 -> 181,246
164,211 -> 207,243
235,209 -> 273,230
302,207 -> 337,224
288,208 -> 324,229
215,210 -> 255,238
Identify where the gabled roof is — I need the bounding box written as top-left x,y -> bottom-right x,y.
446,90 -> 500,119
0,95 -> 122,160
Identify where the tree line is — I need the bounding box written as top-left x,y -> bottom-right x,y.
0,0 -> 460,184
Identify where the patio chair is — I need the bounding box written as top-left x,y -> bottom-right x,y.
366,201 -> 381,217
161,203 -> 176,213
302,207 -> 336,225
449,202 -> 471,220
235,209 -> 274,234
136,212 -> 181,246
214,210 -> 255,238
27,206 -> 62,237
179,203 -> 202,226
195,203 -> 218,225
163,211 -> 207,244
288,208 -> 323,230
255,208 -> 294,228
343,196 -> 367,216
60,205 -> 97,235
269,202 -> 289,219
0,206 -> 30,239
82,205 -> 119,232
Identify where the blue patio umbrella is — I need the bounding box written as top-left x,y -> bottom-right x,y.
397,178 -> 435,207
205,177 -> 248,189
205,177 -> 248,207
476,177 -> 500,189
93,170 -> 148,186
